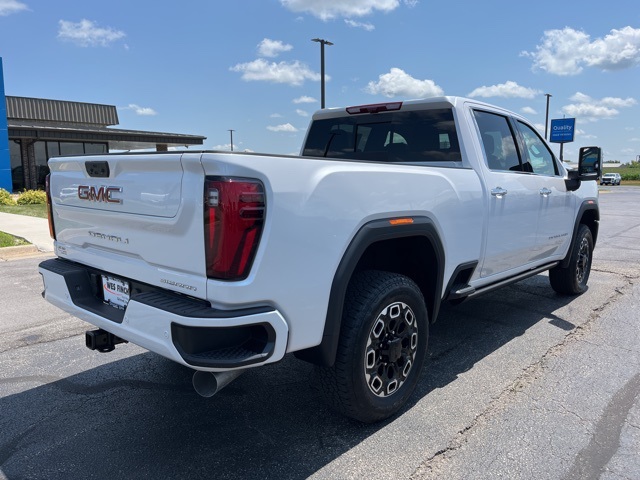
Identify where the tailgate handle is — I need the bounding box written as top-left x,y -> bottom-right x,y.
85,161 -> 110,178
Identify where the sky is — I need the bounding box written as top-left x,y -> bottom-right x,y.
0,0 -> 639,162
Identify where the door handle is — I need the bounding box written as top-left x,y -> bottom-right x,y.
491,187 -> 508,198
539,187 -> 552,197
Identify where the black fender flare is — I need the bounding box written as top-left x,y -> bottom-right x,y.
295,216 -> 445,367
560,200 -> 599,268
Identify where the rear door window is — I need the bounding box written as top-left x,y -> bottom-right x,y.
473,110 -> 522,172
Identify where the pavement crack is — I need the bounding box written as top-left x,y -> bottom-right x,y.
0,331 -> 87,354
411,279 -> 633,479
591,267 -> 639,280
563,373 -> 640,480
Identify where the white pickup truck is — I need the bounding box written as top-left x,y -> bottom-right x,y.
39,97 -> 601,422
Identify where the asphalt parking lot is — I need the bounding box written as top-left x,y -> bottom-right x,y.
1,186 -> 639,480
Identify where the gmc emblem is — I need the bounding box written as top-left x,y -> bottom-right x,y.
77,185 -> 123,204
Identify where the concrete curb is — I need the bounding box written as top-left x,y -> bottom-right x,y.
0,244 -> 42,260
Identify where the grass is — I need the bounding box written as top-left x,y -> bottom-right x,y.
0,231 -> 30,248
0,203 -> 48,218
602,166 -> 640,182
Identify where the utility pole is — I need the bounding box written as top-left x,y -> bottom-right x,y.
228,129 -> 235,152
312,38 -> 333,109
544,93 -> 552,140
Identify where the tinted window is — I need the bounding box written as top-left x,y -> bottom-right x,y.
60,142 -> 85,155
517,121 -> 559,176
47,141 -> 60,157
34,141 -> 49,189
85,143 -> 108,154
302,108 -> 461,163
473,110 -> 521,172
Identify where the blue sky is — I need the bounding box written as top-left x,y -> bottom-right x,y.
1,0 -> 639,162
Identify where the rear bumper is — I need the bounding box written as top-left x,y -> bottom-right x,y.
39,258 -> 289,371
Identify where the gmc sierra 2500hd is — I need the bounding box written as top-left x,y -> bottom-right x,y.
39,96 -> 601,422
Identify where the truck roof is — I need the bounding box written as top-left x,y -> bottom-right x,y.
311,96 -> 517,121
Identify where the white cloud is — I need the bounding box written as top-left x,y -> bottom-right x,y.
574,128 -> 598,140
521,106 -> 537,115
468,81 -> 541,99
267,123 -> 299,132
0,0 -> 28,16
522,26 -> 640,75
257,38 -> 293,58
581,133 -> 598,139
281,0 -> 399,20
600,96 -> 637,108
563,103 -> 617,119
345,19 -> 375,31
58,19 -> 126,47
270,113 -> 283,118
365,68 -> 443,98
293,95 -> 317,104
211,144 -> 253,152
230,58 -> 321,86
127,104 -> 157,116
562,92 -> 637,120
628,137 -> 640,142
296,109 -> 309,117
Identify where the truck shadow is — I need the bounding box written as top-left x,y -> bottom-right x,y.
0,275 -> 579,480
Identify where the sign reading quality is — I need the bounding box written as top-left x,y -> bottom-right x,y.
549,118 -> 576,144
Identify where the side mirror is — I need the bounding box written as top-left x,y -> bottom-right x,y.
578,146 -> 602,181
565,169 -> 581,191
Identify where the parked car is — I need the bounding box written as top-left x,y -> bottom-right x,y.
600,173 -> 621,185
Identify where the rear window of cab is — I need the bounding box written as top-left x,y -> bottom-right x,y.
302,108 -> 462,164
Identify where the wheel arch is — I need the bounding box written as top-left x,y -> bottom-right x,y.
561,200 -> 599,269
295,216 -> 445,367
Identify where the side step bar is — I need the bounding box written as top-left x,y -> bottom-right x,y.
450,262 -> 559,301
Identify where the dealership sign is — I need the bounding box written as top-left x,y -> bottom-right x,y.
549,118 -> 576,143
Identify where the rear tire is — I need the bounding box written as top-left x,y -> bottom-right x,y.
549,224 -> 593,295
315,270 -> 428,423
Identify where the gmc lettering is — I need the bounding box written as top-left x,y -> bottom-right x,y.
77,185 -> 122,204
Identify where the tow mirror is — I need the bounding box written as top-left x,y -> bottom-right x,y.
578,146 -> 602,181
565,146 -> 602,191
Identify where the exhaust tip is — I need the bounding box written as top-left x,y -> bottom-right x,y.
192,370 -> 245,398
192,371 -> 220,398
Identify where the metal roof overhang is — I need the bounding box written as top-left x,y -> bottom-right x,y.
7,120 -> 206,150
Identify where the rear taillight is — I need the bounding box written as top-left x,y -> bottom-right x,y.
45,174 -> 56,240
204,177 -> 265,280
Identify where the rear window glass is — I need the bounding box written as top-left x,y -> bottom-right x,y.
302,108 -> 461,163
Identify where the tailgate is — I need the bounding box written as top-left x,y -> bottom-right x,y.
53,153 -> 184,217
48,153 -> 208,296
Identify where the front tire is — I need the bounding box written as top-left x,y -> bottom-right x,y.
549,224 -> 593,295
315,270 -> 428,423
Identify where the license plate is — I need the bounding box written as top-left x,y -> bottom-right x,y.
102,275 -> 130,309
